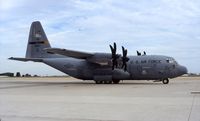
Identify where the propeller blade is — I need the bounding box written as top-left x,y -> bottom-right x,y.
122,46 -> 125,56
109,45 -> 114,54
143,51 -> 146,55
121,46 -> 129,71
124,49 -> 127,56
137,51 -> 141,56
113,42 -> 116,52
122,46 -> 125,52
110,42 -> 118,70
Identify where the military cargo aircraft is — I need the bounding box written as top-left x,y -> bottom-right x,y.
9,21 -> 187,84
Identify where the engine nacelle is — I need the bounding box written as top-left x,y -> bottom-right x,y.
112,69 -> 130,80
94,75 -> 112,81
93,68 -> 130,81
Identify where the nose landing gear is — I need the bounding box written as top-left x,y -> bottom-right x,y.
162,78 -> 169,84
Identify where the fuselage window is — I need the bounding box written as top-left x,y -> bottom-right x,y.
141,60 -> 147,63
130,61 -> 133,64
148,60 -> 161,63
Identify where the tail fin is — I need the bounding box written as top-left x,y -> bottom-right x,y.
26,21 -> 52,58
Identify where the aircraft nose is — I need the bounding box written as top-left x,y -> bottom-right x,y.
178,65 -> 188,75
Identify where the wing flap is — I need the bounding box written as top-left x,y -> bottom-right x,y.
45,48 -> 93,59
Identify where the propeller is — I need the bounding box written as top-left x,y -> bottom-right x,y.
109,42 -> 119,70
121,46 -> 129,71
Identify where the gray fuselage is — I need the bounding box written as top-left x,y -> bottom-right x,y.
42,54 -> 187,81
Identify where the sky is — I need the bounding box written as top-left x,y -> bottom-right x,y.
0,0 -> 200,76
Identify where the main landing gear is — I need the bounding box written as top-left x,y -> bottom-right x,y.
112,80 -> 120,84
95,80 -> 120,84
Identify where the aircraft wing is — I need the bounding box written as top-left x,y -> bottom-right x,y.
45,48 -> 94,59
8,57 -> 43,62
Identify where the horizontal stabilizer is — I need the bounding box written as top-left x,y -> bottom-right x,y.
8,57 -> 43,62
45,48 -> 93,59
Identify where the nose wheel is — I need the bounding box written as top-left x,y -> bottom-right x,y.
162,78 -> 169,84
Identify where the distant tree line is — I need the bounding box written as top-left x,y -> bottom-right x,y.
0,72 -> 39,77
187,73 -> 200,77
0,72 -> 14,77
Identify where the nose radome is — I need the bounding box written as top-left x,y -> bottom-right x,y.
179,65 -> 188,75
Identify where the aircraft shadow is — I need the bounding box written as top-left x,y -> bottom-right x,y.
0,80 -> 163,90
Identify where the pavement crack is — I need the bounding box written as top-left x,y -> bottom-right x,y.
187,95 -> 195,121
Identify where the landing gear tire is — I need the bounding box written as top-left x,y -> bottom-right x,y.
95,80 -> 103,84
113,80 -> 120,84
162,78 -> 169,84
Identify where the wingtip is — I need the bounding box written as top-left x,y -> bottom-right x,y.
8,57 -> 13,60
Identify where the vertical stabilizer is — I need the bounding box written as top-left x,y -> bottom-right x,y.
26,21 -> 52,58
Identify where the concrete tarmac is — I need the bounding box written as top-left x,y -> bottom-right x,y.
0,77 -> 200,121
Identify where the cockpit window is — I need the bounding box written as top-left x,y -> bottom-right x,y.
166,58 -> 177,64
174,61 -> 178,64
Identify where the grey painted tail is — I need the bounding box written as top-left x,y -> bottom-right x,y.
26,21 -> 54,58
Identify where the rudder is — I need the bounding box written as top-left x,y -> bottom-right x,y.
26,21 -> 52,58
